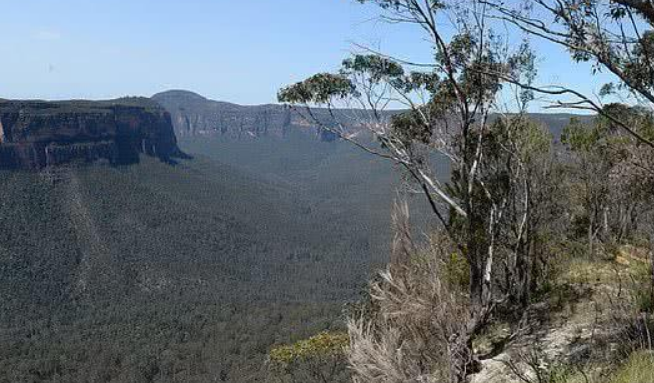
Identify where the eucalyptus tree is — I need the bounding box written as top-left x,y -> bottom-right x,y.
278,1 -> 543,380
478,116 -> 562,307
483,0 -> 654,149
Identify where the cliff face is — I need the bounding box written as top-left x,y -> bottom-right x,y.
0,98 -> 184,170
152,90 -> 336,141
152,90 -> 597,146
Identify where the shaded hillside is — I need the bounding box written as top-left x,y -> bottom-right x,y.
0,97 -> 184,170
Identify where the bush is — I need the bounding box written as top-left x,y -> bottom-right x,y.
268,331 -> 350,383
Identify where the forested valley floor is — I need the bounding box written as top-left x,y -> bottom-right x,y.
0,134 -> 432,383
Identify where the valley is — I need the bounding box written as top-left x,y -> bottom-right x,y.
0,128 -> 416,382
4,1 -> 654,382
0,90 -> 594,383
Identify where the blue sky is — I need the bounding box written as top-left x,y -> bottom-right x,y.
1,0 -> 614,109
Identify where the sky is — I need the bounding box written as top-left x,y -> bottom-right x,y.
0,0 -> 615,110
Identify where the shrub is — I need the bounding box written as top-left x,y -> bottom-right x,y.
268,331 -> 350,383
347,236 -> 469,383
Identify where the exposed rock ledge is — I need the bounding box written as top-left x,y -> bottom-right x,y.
0,97 -> 186,170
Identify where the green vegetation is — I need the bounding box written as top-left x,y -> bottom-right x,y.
0,97 -> 163,115
0,138 -> 422,383
268,332 -> 349,383
6,0 -> 654,381
269,332 -> 349,366
607,352 -> 654,383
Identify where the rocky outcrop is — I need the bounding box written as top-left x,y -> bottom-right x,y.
0,98 -> 185,170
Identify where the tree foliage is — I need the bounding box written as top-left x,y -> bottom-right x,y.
268,332 -> 349,383
484,0 -> 654,148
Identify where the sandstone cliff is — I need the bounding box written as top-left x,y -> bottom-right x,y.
152,90 -> 342,141
0,98 -> 185,170
152,90 -> 594,144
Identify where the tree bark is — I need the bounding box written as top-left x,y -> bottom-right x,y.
588,215 -> 594,257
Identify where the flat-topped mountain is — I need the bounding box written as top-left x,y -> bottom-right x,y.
153,90 -> 293,138
0,97 -> 184,170
152,90 -> 343,141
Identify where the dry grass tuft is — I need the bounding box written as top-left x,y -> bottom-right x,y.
347,230 -> 470,383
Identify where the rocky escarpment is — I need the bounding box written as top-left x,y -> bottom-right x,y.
152,90 -> 593,144
0,98 -> 185,170
152,90 -> 343,141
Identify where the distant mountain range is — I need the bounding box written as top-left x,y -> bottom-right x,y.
152,89 -> 593,142
0,89 -> 593,172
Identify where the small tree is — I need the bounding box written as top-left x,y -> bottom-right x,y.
267,332 -> 350,383
476,116 -> 562,307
